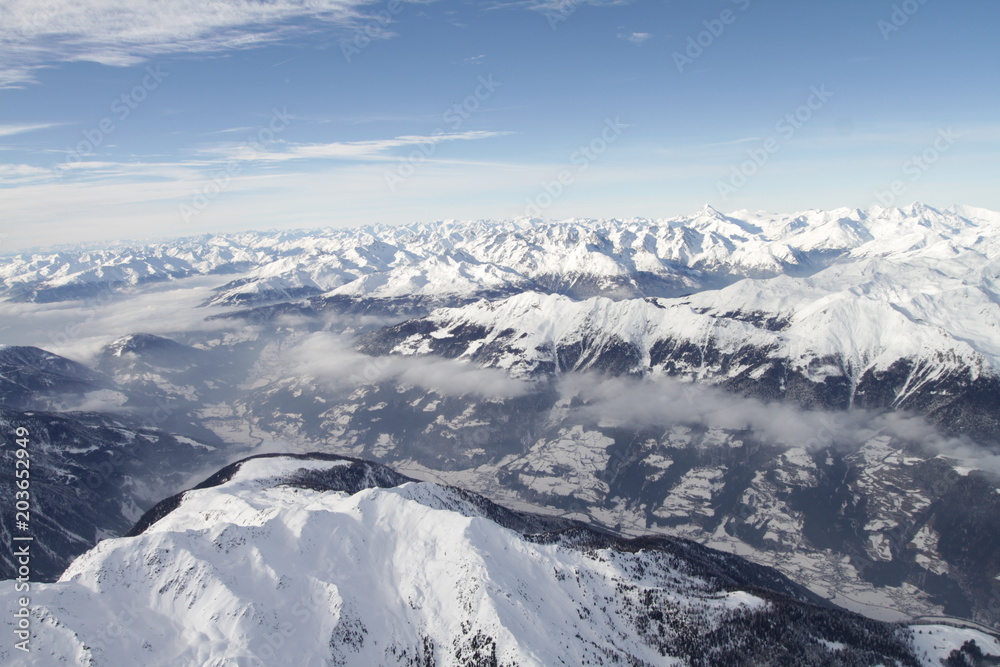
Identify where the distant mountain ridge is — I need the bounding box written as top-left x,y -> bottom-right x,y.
2,203 -> 996,307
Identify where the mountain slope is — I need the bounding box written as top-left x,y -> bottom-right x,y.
357,247 -> 1000,440
6,454 -> 993,667
0,344 -> 230,581
0,346 -> 116,410
241,358 -> 1000,626
0,409 -> 221,581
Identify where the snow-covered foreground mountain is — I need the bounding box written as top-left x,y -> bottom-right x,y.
3,454 -> 996,667
245,356 -> 1000,626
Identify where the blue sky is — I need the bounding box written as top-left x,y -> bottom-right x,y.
1,0 -> 998,251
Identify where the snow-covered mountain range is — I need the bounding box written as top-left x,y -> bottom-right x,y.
3,454 -> 995,667
4,203 -> 998,308
4,204 -> 1000,657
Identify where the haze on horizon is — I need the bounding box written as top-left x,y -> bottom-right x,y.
1,0 -> 998,251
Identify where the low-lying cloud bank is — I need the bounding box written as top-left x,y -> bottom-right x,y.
0,275 -> 233,361
285,330 -> 1000,475
560,373 -> 1000,475
287,332 -> 533,399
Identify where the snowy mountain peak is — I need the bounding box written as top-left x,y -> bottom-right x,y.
105,333 -> 182,357
3,204 -> 996,307
5,454 -> 992,666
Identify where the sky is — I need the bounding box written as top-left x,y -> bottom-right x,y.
0,0 -> 998,251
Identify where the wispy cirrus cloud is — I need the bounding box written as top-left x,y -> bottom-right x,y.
0,0 -> 417,87
510,0 -> 628,11
0,163 -> 55,186
0,129 -> 512,195
0,163 -> 52,177
198,130 -> 513,163
0,122 -> 65,138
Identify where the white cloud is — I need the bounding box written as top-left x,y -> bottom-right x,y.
0,163 -> 52,178
0,128 -> 511,193
559,373 -> 1000,475
520,0 -> 628,12
0,153 -> 728,252
619,31 -> 651,44
0,0 -> 408,87
0,274 -> 238,362
202,130 -> 513,163
0,66 -> 44,89
0,122 -> 64,137
287,332 -> 532,399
